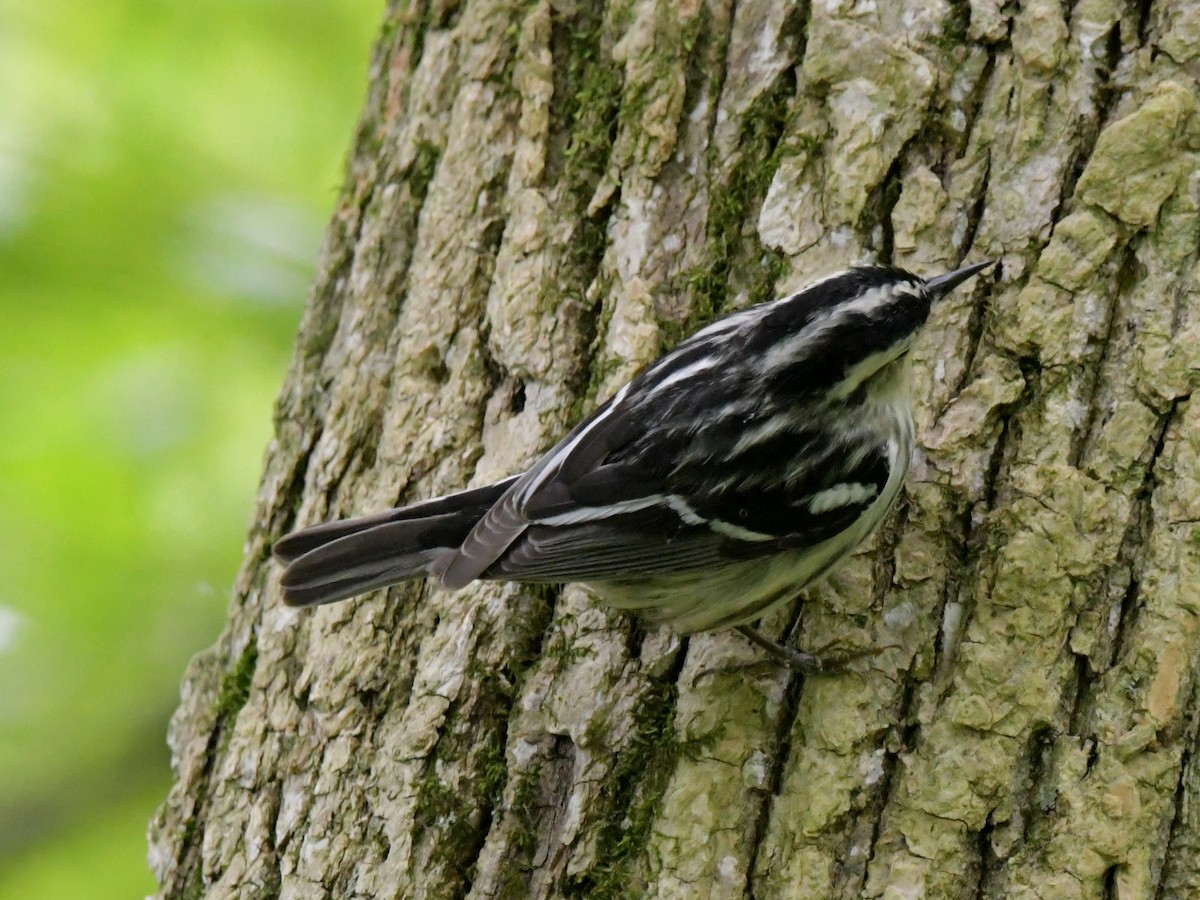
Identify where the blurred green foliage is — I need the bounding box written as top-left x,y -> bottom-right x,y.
0,0 -> 381,894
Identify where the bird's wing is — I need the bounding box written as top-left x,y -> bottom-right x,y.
486,507 -> 729,582
434,379 -> 896,588
483,441 -> 894,583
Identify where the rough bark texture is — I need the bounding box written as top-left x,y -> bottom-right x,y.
150,1 -> 1200,897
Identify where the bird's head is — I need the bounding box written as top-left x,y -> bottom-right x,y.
751,260 -> 995,402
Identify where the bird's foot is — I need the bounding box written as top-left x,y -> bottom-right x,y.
735,625 -> 887,675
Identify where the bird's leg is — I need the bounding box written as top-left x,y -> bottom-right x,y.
735,625 -> 883,674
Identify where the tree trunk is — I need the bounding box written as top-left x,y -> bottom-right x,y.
149,0 -> 1200,897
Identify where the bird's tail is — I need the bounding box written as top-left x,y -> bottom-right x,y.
272,476 -> 518,607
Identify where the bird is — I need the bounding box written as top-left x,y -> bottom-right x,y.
273,260 -> 994,671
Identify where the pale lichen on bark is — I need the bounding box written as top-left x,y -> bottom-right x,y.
150,0 -> 1200,898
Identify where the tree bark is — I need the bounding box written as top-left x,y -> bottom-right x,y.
150,0 -> 1200,897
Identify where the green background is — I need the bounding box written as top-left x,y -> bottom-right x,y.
0,1 -> 381,894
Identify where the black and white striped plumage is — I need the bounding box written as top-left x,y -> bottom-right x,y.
274,262 -> 992,636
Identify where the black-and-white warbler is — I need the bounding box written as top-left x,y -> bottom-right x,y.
274,261 -> 993,670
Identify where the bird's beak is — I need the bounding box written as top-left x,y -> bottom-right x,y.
925,259 -> 996,300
